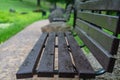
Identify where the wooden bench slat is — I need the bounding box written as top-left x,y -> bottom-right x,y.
78,0 -> 120,11
75,27 -> 116,72
16,33 -> 48,79
65,32 -> 95,78
77,11 -> 119,34
76,19 -> 119,55
65,4 -> 73,21
37,32 -> 55,77
52,18 -> 66,22
58,32 -> 76,78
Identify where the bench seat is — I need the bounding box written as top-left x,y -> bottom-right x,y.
16,32 -> 96,79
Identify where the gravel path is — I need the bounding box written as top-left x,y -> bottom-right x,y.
0,19 -> 120,80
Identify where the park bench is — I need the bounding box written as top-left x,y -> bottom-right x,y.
49,4 -> 73,22
16,0 -> 120,79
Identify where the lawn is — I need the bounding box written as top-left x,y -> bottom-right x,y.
0,0 -> 50,44
0,0 -> 54,11
0,0 -> 36,12
0,12 -> 46,44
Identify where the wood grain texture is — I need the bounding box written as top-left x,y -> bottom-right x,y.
16,33 -> 48,79
58,32 -> 76,78
78,0 -> 120,11
76,19 -> 119,55
74,27 -> 116,72
77,11 -> 119,33
37,32 -> 55,77
65,32 -> 95,78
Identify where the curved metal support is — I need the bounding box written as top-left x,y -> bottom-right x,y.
80,69 -> 105,80
95,68 -> 106,76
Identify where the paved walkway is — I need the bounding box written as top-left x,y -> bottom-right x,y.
0,20 -> 120,80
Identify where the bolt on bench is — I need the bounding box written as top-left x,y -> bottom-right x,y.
16,0 -> 120,79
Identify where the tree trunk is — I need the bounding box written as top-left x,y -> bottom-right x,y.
54,2 -> 57,9
37,0 -> 41,6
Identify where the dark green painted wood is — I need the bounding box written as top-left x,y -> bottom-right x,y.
74,27 -> 116,72
65,32 -> 95,78
78,0 -> 120,11
37,32 -> 55,77
77,11 -> 119,33
76,19 -> 119,55
16,33 -> 48,79
58,32 -> 76,78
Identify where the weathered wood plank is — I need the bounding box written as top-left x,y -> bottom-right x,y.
77,11 -> 119,33
74,27 -> 116,72
65,4 -> 73,21
52,18 -> 66,22
76,19 -> 119,55
58,32 -> 76,78
37,32 -> 55,77
78,0 -> 120,11
65,32 -> 95,78
16,33 -> 48,79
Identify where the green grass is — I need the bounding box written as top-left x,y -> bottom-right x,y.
0,0 -> 53,12
0,0 -> 51,11
118,34 -> 120,39
0,0 -> 50,44
0,12 -> 48,44
67,14 -> 74,26
0,0 -> 36,12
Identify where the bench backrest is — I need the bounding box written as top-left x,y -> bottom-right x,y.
65,4 -> 73,21
73,0 -> 120,72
